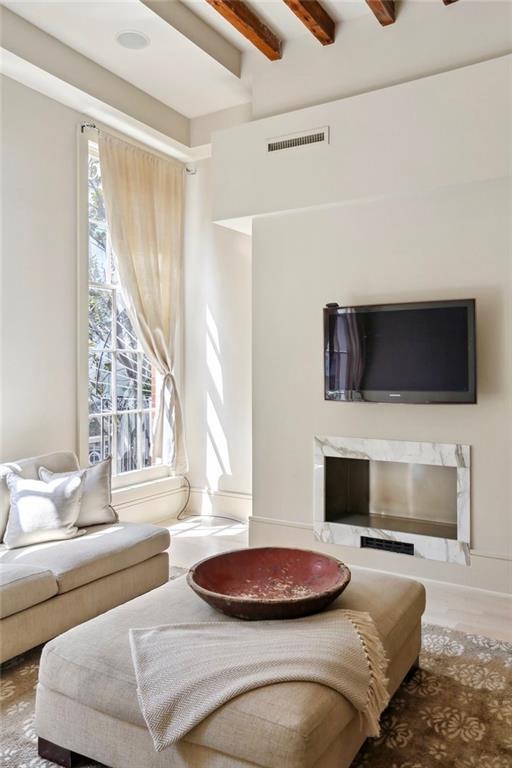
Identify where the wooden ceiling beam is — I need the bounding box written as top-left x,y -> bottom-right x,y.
283,1 -> 335,46
365,0 -> 395,26
205,0 -> 282,60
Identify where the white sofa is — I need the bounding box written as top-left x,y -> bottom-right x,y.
0,451 -> 170,663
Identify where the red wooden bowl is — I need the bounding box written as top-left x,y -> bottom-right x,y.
187,547 -> 351,620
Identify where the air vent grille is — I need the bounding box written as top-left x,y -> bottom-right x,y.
267,127 -> 329,153
360,536 -> 414,556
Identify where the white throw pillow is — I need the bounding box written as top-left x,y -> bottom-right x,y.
4,472 -> 85,549
38,457 -> 118,527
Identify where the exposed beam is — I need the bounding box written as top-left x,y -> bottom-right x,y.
205,0 -> 282,61
141,0 -> 241,77
283,1 -> 335,46
365,0 -> 395,26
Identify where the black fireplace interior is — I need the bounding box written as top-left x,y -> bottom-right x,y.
325,457 -> 370,519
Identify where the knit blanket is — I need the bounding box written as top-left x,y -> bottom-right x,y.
129,609 -> 389,752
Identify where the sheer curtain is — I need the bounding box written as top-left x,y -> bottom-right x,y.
98,133 -> 188,473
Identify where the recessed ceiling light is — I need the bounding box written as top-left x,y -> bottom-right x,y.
116,30 -> 150,50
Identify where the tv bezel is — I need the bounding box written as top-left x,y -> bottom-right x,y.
324,299 -> 476,404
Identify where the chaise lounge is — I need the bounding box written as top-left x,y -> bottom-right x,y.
0,451 -> 170,663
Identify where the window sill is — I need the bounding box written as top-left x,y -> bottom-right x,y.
112,474 -> 184,507
111,464 -> 175,491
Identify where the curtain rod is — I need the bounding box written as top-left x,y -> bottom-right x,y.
81,122 -> 97,133
81,122 -> 197,175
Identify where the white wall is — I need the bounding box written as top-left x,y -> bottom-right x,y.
250,178 -> 512,592
1,75 -> 79,461
243,0 -> 512,118
183,158 -> 252,518
209,54 -> 512,591
212,56 -> 511,224
0,76 -> 187,521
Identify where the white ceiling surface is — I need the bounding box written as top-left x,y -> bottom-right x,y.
181,0 -> 369,51
2,0 -> 250,118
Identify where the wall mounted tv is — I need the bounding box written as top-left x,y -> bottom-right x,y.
324,299 -> 476,404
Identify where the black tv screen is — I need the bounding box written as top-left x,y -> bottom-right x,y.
324,299 -> 476,404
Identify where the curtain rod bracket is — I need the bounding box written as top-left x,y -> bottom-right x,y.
185,167 -> 197,176
81,122 -> 97,133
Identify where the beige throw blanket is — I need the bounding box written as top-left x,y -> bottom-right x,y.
129,609 -> 389,752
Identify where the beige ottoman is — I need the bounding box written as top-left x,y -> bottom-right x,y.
35,567 -> 425,768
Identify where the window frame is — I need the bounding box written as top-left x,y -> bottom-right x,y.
88,279 -> 157,475
77,127 -> 173,489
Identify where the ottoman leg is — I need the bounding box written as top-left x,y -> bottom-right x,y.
405,656 -> 420,680
38,737 -> 83,767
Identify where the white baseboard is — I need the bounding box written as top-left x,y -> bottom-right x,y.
113,479 -> 252,525
249,516 -> 512,595
114,480 -> 186,524
186,487 -> 252,522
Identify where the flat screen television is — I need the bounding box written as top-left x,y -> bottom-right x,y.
324,299 -> 476,404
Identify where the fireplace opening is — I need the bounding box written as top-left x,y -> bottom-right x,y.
325,456 -> 458,540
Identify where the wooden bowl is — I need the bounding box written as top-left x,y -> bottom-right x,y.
187,547 -> 351,620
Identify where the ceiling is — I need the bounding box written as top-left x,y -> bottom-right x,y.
2,0 -> 250,118
1,0 -> 382,121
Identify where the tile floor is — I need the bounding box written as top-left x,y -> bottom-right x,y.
164,514 -> 248,569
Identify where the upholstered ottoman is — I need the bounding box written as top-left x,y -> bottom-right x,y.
35,567 -> 425,768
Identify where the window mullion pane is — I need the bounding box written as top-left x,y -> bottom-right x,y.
98,407 -> 140,416
107,227 -> 112,285
137,353 -> 143,470
137,413 -> 143,470
111,409 -> 118,474
111,287 -> 118,475
90,282 -> 116,292
137,353 -> 143,411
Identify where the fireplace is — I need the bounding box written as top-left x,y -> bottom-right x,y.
314,436 -> 470,564
325,457 -> 458,539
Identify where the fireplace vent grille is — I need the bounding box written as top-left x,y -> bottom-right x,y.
360,536 -> 414,556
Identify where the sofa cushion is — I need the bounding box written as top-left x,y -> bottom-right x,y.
0,452 -> 79,541
0,564 -> 58,618
3,472 -> 85,550
0,522 -> 170,594
39,457 -> 118,528
39,568 -> 425,768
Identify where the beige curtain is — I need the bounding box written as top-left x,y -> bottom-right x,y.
98,133 -> 188,473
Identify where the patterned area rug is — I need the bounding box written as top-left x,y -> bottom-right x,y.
1,624 -> 510,768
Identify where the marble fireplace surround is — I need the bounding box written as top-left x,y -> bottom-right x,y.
314,436 -> 471,565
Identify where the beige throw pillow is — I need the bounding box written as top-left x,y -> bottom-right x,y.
38,457 -> 118,527
4,472 -> 85,549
